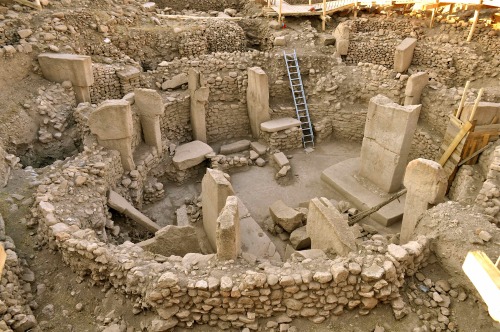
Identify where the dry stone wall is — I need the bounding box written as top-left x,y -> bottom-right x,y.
153,0 -> 242,12
160,95 -> 192,144
259,127 -> 302,152
90,64 -> 122,104
30,146 -> 432,331
474,145 -> 500,226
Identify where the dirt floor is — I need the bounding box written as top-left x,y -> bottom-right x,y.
1,138 -> 499,331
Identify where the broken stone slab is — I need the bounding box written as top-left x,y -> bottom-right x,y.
176,205 -> 189,227
272,152 -> 289,169
404,72 -> 429,106
137,225 -> 201,257
290,226 -> 311,250
134,88 -> 164,151
274,36 -> 286,46
276,165 -> 291,178
38,53 -> 93,87
107,190 -> 160,233
260,118 -> 301,133
250,141 -> 267,155
162,73 -> 188,90
269,200 -> 303,233
202,169 -> 235,251
172,140 -> 214,170
219,140 -> 251,155
394,37 -> 417,73
307,197 -> 357,256
116,66 -> 140,80
400,159 -> 447,244
238,199 -> 281,261
216,196 -> 240,261
318,33 -> 336,46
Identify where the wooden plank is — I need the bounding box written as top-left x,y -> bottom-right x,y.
439,121 -> 473,166
462,251 -> 500,323
0,246 -> 5,277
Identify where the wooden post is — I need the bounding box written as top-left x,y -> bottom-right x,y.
469,88 -> 484,122
430,0 -> 438,28
309,0 -> 312,5
279,0 -> 282,24
322,0 -> 327,31
456,80 -> 470,119
467,3 -> 481,42
354,0 -> 358,18
268,0 -> 271,8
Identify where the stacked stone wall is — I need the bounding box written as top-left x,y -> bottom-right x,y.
31,147 -> 431,331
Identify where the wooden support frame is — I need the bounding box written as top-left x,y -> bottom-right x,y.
462,251 -> 500,323
322,0 -> 327,31
0,246 -> 5,277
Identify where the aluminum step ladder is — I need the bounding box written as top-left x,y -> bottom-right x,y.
283,50 -> 314,148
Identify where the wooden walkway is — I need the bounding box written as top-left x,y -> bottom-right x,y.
267,0 -> 500,33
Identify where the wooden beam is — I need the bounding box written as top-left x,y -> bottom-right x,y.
469,88 -> 484,122
279,0 -> 283,23
439,121 -> 473,166
322,0 -> 327,31
462,251 -> 500,323
467,3 -> 482,42
456,80 -> 470,119
0,246 -> 5,277
157,14 -> 244,21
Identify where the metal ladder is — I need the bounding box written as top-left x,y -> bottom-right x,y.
283,50 -> 314,148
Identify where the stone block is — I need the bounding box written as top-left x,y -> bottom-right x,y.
269,200 -> 302,233
202,169 -> 235,251
173,141 -> 214,170
274,36 -> 286,46
272,152 -> 289,169
250,141 -> 267,155
319,33 -> 336,46
261,118 -> 301,133
219,140 -> 251,155
306,197 -> 356,256
360,94 -> 421,193
107,190 -> 160,232
162,73 -> 188,90
216,196 -> 240,260
459,102 -> 500,126
394,38 -> 417,73
137,225 -> 201,257
289,226 -> 311,250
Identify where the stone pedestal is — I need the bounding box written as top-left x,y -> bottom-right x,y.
400,159 -> 447,244
247,67 -> 271,138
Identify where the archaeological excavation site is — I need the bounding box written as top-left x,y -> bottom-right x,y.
1,0 -> 500,331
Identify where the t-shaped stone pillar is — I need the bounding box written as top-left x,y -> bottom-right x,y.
360,95 -> 421,193
247,67 -> 271,138
89,100 -> 135,171
134,88 -> 164,152
404,72 -> 429,106
400,158 -> 447,244
189,68 -> 209,143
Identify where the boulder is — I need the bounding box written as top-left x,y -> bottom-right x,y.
290,226 -> 311,250
162,73 -> 188,90
269,200 -> 303,233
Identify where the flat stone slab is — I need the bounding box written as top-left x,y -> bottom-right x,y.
260,118 -> 301,133
273,152 -> 289,168
173,140 -> 214,170
238,200 -> 281,261
219,140 -> 251,155
321,157 -> 405,226
250,141 -> 267,155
